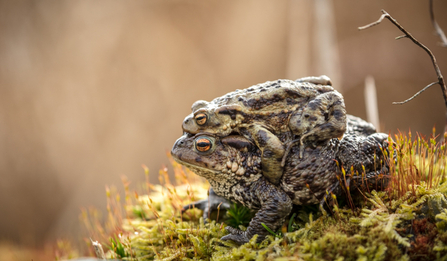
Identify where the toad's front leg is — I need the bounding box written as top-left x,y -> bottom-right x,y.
221,178 -> 292,244
244,125 -> 285,185
182,187 -> 231,220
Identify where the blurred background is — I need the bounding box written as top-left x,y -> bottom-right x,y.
0,0 -> 446,254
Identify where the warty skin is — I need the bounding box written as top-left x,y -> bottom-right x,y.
172,115 -> 391,244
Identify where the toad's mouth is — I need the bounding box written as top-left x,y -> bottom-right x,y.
172,155 -> 221,179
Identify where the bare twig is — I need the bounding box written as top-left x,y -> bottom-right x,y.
430,0 -> 447,47
358,13 -> 387,30
359,10 -> 447,134
393,81 -> 439,105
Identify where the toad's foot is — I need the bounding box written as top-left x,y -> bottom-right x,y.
182,188 -> 231,220
221,227 -> 251,244
281,138 -> 310,163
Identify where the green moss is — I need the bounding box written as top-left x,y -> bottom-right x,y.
72,132 -> 447,260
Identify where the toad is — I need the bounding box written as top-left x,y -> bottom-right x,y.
172,115 -> 391,244
182,76 -> 347,185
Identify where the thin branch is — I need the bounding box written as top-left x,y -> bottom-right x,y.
393,81 -> 439,105
359,10 -> 444,84
359,9 -> 447,135
358,14 -> 387,30
430,0 -> 447,47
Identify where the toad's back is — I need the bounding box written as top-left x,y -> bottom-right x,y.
210,79 -> 334,113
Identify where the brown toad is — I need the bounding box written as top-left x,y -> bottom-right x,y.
172,115 -> 391,244
182,76 -> 347,185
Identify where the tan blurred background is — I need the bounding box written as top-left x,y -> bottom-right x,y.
0,0 -> 446,249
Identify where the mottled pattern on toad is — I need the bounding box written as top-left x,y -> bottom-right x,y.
182,76 -> 346,185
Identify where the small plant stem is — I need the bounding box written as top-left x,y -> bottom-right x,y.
207,188 -> 211,220
288,213 -> 296,233
216,202 -> 223,223
344,171 -> 354,210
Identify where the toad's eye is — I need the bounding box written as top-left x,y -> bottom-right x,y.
195,137 -> 212,152
195,113 -> 207,126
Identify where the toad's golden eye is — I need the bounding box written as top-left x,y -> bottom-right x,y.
195,138 -> 212,152
195,113 -> 207,125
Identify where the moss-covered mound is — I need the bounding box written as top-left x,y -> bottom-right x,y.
64,132 -> 447,261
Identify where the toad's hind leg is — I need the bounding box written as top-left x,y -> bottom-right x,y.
247,125 -> 285,185
221,178 -> 292,244
289,91 -> 347,158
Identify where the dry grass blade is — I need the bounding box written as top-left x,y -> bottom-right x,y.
429,0 -> 447,47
